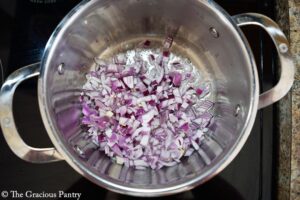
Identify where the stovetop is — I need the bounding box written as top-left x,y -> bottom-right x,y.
0,0 -> 277,199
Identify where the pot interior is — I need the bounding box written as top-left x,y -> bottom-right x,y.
41,0 -> 256,193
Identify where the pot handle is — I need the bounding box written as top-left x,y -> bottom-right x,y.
233,13 -> 295,109
0,63 -> 64,163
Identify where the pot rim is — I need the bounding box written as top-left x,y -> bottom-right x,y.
38,0 -> 259,196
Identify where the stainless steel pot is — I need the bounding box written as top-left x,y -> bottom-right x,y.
0,0 -> 294,197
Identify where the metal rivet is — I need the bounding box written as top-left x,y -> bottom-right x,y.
235,104 -> 241,117
57,63 -> 65,75
209,27 -> 219,38
2,117 -> 11,127
279,43 -> 288,53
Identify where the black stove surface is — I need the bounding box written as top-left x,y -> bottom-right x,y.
0,1 -> 277,200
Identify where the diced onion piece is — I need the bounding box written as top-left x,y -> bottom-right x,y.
140,135 -> 150,146
123,76 -> 134,88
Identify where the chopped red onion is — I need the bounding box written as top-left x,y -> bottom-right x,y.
171,72 -> 182,87
123,76 -> 134,89
80,38 -> 215,169
196,88 -> 203,95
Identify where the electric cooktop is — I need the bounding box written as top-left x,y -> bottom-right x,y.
0,0 -> 277,199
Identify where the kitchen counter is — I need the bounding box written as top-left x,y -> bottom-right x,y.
276,0 -> 300,199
